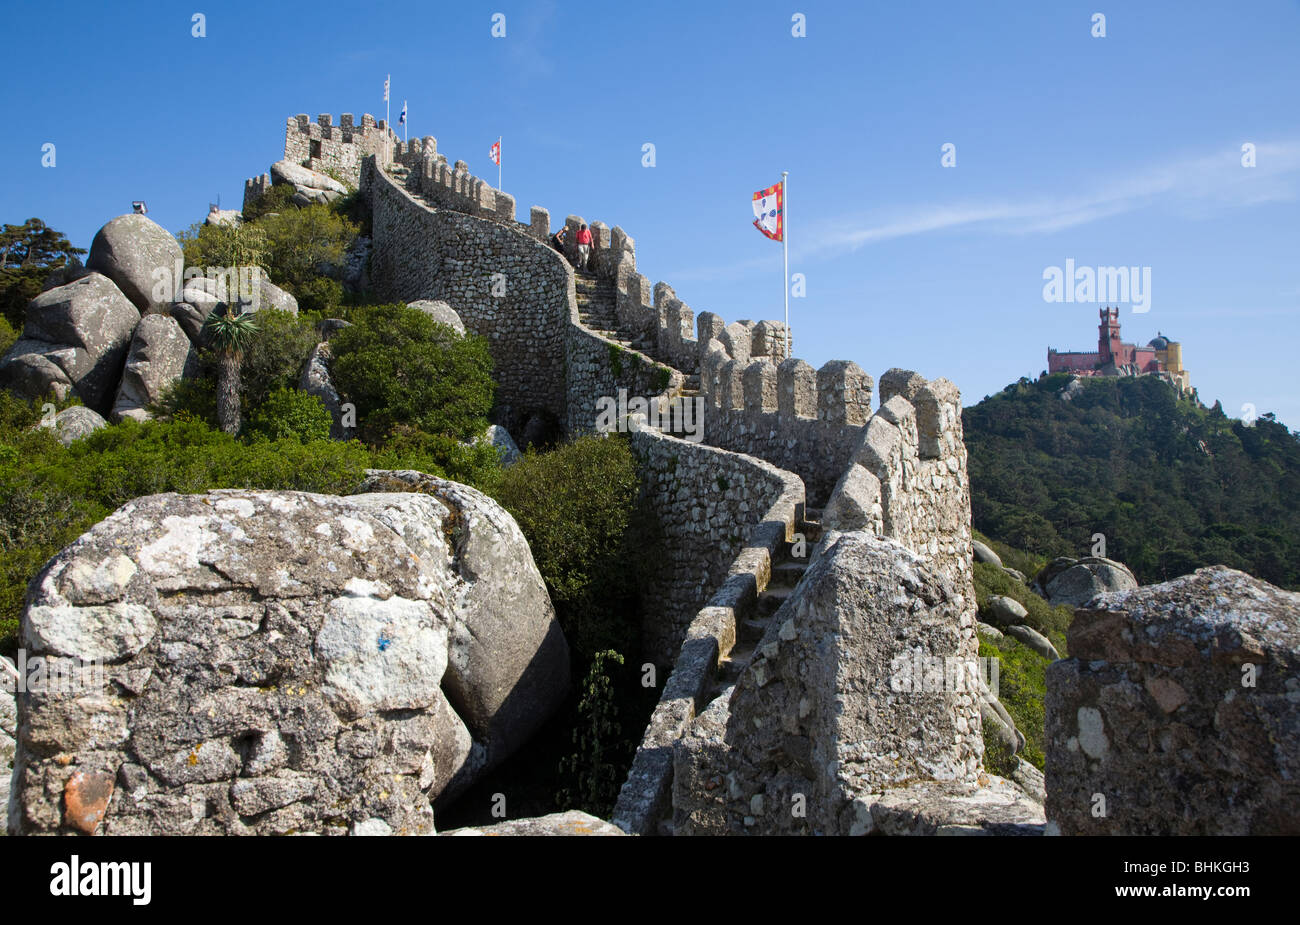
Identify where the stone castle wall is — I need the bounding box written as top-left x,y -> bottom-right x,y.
367,159 -> 568,435
285,113 -> 395,188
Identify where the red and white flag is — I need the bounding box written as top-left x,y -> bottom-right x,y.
489,140 -> 501,165
752,182 -> 784,241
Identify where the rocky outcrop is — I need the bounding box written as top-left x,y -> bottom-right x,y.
271,159 -> 347,206
85,214 -> 183,315
479,424 -> 519,465
672,532 -> 985,835
442,810 -> 625,836
355,471 -> 569,764
37,406 -> 108,446
971,540 -> 1001,567
299,342 -> 350,439
1036,556 -> 1137,607
407,299 -> 466,336
1046,566 -> 1300,835
111,314 -> 200,422
7,485 -> 568,835
170,269 -> 298,344
985,594 -> 1027,627
0,273 -> 140,413
205,208 -> 242,227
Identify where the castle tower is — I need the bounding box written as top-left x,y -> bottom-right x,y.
1098,307 -> 1122,365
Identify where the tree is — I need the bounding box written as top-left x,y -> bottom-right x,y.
0,218 -> 86,329
203,304 -> 259,435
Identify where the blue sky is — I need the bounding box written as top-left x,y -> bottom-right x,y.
3,0 -> 1298,423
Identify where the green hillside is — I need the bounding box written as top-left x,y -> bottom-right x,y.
963,373 -> 1300,590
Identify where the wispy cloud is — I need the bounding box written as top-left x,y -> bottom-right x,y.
673,141 -> 1300,282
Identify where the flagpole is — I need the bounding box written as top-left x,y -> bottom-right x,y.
385,75 -> 391,166
498,136 -> 502,190
403,101 -> 408,144
782,170 -> 790,359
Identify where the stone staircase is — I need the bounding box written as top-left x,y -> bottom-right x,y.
706,507 -> 823,703
573,271 -> 655,353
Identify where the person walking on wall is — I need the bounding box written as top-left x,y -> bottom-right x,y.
576,223 -> 593,271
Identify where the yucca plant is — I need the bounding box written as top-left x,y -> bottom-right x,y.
203,303 -> 260,435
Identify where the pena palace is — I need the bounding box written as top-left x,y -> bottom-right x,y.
1047,307 -> 1191,394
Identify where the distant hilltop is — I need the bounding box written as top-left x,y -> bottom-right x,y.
1047,307 -> 1190,393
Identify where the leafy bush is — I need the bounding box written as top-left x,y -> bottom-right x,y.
256,204 -> 356,294
241,183 -> 296,221
177,220 -> 268,273
150,376 -> 218,427
980,635 -> 1049,770
245,388 -> 332,443
239,309 -> 320,407
294,277 -> 345,317
368,427 -> 503,494
557,649 -> 627,817
0,414 -> 370,655
492,435 -> 642,660
329,304 -> 495,443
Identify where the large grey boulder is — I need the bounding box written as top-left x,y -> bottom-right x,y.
86,214 -> 183,315
111,314 -> 199,423
271,159 -> 347,205
355,471 -> 569,764
0,273 -> 140,413
985,594 -> 1027,628
36,406 -> 108,446
971,540 -> 1002,567
407,300 -> 465,336
170,269 -> 297,344
1046,566 -> 1300,835
1004,624 -> 1060,661
480,424 -> 519,466
299,342 -> 351,439
672,532 -> 983,835
8,485 -> 568,835
1037,556 -> 1138,607
40,256 -> 91,292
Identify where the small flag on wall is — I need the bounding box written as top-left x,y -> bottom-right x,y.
752,182 -> 783,241
489,140 -> 501,165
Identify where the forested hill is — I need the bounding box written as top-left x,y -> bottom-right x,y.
963,373 -> 1300,590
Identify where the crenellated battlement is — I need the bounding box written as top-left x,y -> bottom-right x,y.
391,138 -> 517,223
283,113 -> 397,189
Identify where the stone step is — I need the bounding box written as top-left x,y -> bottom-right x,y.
770,560 -> 808,588
738,615 -> 774,643
756,586 -> 794,618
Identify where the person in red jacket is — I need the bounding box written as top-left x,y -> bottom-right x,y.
575,223 -> 593,270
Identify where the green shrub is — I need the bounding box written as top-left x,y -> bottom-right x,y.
492,435 -> 642,660
329,304 -> 495,443
0,416 -> 370,655
257,204 -> 356,294
973,559 -> 1072,656
239,309 -> 320,407
557,649 -> 627,817
294,277 -> 345,317
241,184 -> 296,221
246,388 -> 332,443
980,635 -> 1049,770
368,428 -> 503,495
150,376 -> 218,427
